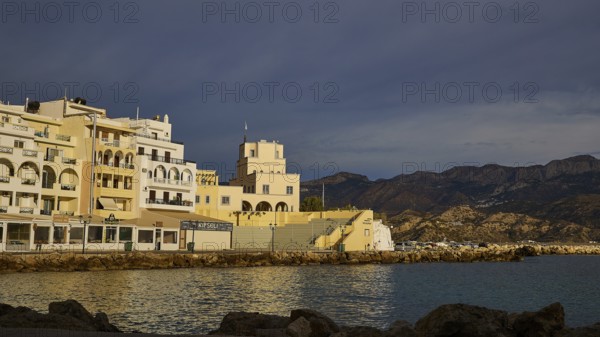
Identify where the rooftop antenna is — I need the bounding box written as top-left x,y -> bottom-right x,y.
136,106 -> 139,122
322,183 -> 325,210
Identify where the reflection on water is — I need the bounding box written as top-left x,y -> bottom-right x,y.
1,256 -> 599,334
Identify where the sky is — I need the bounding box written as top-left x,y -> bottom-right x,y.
1,0 -> 599,180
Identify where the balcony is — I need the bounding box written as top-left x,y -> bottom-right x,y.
146,154 -> 195,165
42,182 -> 54,189
0,146 -> 13,154
22,149 -> 38,157
146,198 -> 193,207
61,184 -> 76,191
19,207 -> 34,214
56,134 -> 71,142
59,211 -> 75,216
13,125 -> 28,131
99,138 -> 134,149
135,133 -> 184,145
0,176 -> 9,183
62,157 -> 77,165
40,209 -> 52,215
21,178 -> 36,185
152,177 -> 193,186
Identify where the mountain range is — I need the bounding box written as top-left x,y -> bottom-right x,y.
301,155 -> 600,242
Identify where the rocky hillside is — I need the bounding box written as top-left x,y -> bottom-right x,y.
301,156 -> 600,237
390,206 -> 600,243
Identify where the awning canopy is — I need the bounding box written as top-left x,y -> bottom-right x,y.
98,198 -> 120,211
126,210 -> 232,231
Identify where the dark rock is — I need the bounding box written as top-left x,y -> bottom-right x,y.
512,302 -> 565,337
210,312 -> 290,336
385,320 -> 417,337
48,299 -> 120,332
334,326 -> 384,337
286,316 -> 312,337
515,246 -> 538,257
414,303 -> 514,337
555,323 -> 600,337
290,309 -> 340,337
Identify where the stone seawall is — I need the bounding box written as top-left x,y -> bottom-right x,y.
1,244 -> 599,273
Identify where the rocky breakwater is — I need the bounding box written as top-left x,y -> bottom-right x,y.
1,244 -> 600,273
211,303 -> 600,337
0,299 -> 120,332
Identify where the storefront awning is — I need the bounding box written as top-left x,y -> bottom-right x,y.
127,210 -> 232,231
98,197 -> 120,211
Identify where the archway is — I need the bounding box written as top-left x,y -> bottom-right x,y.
255,201 -> 272,212
242,201 -> 253,211
42,165 -> 57,189
275,202 -> 288,212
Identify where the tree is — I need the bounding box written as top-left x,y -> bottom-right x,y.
300,196 -> 324,212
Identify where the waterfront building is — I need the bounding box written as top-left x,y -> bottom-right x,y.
0,97 -> 382,253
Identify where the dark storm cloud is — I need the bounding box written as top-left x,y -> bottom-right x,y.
1,0 -> 599,179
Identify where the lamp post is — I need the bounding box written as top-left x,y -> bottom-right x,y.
269,223 -> 277,253
79,215 -> 91,254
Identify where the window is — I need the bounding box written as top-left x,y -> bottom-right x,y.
34,226 -> 50,244
0,225 -> 3,243
1,116 -> 9,123
262,184 -> 270,194
119,227 -> 133,241
8,223 -> 30,243
221,196 -> 230,205
106,226 -> 117,243
205,196 -> 210,204
163,231 -> 177,244
53,226 -> 66,244
195,195 -> 200,203
286,186 -> 293,195
138,147 -> 144,155
14,140 -> 24,149
250,149 -> 255,157
138,230 -> 154,243
88,226 -> 103,243
69,227 -> 83,243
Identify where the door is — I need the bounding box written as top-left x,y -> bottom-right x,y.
149,190 -> 156,203
179,230 -> 186,249
163,192 -> 169,204
165,151 -> 171,163
151,149 -> 158,161
155,228 -> 162,250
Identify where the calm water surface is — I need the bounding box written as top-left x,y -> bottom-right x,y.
1,255 -> 599,334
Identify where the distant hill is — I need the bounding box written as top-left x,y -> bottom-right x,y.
301,155 -> 600,238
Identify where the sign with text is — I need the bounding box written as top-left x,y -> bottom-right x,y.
180,221 -> 233,232
52,214 -> 70,223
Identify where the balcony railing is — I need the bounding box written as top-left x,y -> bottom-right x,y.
0,206 -> 7,213
135,133 -> 184,145
56,134 -> 71,142
21,178 -> 36,185
0,146 -> 13,154
61,184 -> 76,191
19,207 -> 34,214
152,177 -> 193,186
13,125 -> 28,131
59,211 -> 75,216
0,176 -> 9,183
42,182 -> 54,189
146,154 -> 195,165
146,198 -> 193,207
22,149 -> 38,157
40,209 -> 52,215
34,131 -> 48,138
62,157 -> 77,164
99,139 -> 134,149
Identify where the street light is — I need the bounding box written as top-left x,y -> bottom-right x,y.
79,215 -> 92,254
269,223 -> 277,253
